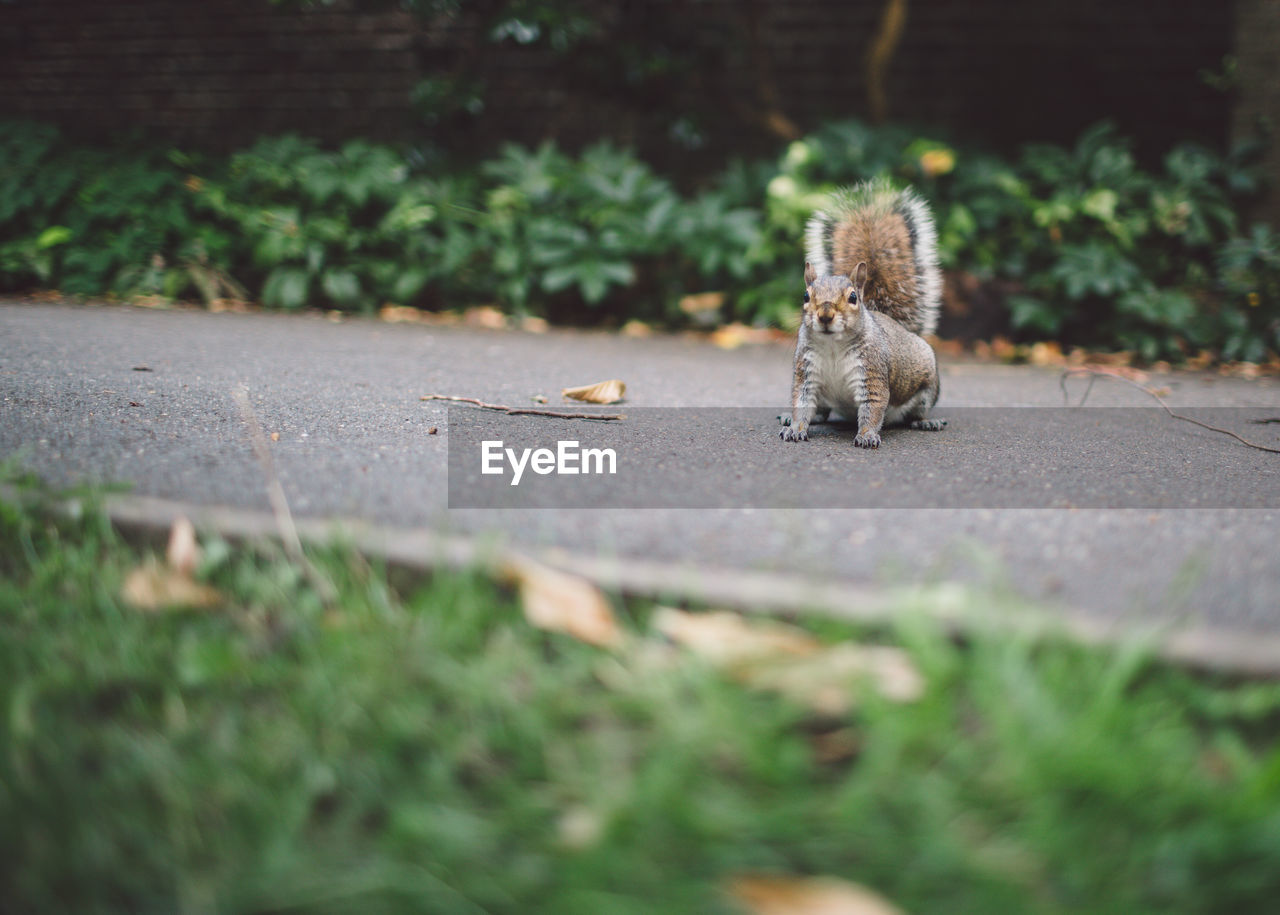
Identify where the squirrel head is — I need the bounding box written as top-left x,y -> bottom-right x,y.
802,261 -> 868,336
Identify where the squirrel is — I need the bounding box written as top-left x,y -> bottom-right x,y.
780,180 -> 946,449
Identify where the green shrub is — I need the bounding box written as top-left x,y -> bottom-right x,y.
474,141 -> 761,321
1,117 -> 1276,361
0,121 -> 225,300
751,118 -> 1274,360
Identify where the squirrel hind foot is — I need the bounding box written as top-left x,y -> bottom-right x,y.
910,418 -> 947,431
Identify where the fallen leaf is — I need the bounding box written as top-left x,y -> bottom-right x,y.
653,608 -> 924,714
502,556 -> 623,648
209,297 -> 255,314
1084,350 -> 1134,368
679,291 -> 726,315
620,319 -> 653,338
562,379 -> 626,404
380,304 -> 424,324
463,305 -> 508,329
989,336 -> 1018,362
652,608 -> 820,665
121,558 -> 221,612
1027,341 -> 1064,366
1186,349 -> 1215,370
727,875 -> 906,915
1221,361 -> 1261,379
746,644 -> 926,714
520,315 -> 549,334
270,431 -> 280,442
427,426 -> 439,435
710,323 -> 788,349
930,338 -> 966,358
165,516 -> 200,577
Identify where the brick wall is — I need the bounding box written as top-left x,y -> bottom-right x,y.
0,0 -> 1241,171
0,0 -> 420,148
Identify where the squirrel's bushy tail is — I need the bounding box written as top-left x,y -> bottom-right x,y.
804,179 -> 941,337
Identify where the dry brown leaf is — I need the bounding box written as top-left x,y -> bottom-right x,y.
1186,349 -> 1215,371
561,379 -> 626,404
165,516 -> 201,577
210,298 -> 255,314
727,875 -> 906,915
620,319 -> 653,338
1220,361 -> 1262,379
379,304 -> 424,324
1085,350 -> 1135,368
745,644 -> 926,715
1027,341 -> 1065,366
930,337 -> 966,358
654,608 -> 924,714
710,323 -> 788,349
679,291 -> 726,315
503,557 -> 623,648
463,305 -> 508,329
122,558 -> 221,612
653,608 -> 820,665
520,315 -> 550,334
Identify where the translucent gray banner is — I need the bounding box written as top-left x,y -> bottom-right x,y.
445,406 -> 1280,509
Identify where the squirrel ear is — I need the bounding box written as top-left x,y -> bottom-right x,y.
850,261 -> 869,297
804,261 -> 816,286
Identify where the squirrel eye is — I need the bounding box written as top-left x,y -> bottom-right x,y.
803,291 -> 810,303
848,291 -> 857,304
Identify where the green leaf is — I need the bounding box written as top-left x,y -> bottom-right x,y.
321,269 -> 362,307
36,226 -> 72,249
1006,294 -> 1062,335
262,267 -> 310,310
391,268 -> 431,304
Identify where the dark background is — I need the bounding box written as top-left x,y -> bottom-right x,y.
2,0 -> 1268,192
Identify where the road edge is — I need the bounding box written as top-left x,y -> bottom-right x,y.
71,492 -> 1280,678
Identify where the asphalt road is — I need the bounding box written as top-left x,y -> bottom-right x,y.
4,300 -> 1279,631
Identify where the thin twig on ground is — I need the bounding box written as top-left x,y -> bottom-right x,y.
232,385 -> 339,602
1060,367 -> 1280,454
420,393 -> 625,421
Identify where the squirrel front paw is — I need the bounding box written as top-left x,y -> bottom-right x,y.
780,425 -> 808,442
854,430 -> 881,449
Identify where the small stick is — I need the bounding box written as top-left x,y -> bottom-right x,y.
232,385 -> 339,603
1060,367 -> 1280,454
420,393 -> 624,421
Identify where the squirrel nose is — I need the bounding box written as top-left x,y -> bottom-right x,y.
818,313 -> 834,327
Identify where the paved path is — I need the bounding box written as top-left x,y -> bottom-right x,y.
3,301 -> 1279,632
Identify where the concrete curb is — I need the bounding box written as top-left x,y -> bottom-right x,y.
100,493 -> 1280,679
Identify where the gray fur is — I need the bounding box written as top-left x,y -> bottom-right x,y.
803,180 -> 941,338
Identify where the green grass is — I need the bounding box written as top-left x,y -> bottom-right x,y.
3,477 -> 1280,914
